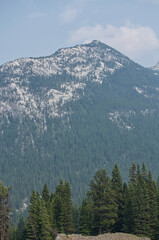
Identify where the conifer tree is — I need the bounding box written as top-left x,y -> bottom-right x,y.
129,163 -> 137,186
132,178 -> 150,237
79,198 -> 92,236
155,176 -> 159,240
50,179 -> 74,234
51,195 -> 63,232
111,164 -> 123,232
26,191 -> 40,240
51,179 -> 65,233
88,169 -> 117,234
38,200 -> 52,240
15,216 -> 26,240
72,203 -> 80,233
60,181 -> 74,234
147,171 -> 158,239
42,183 -> 51,219
122,182 -> 134,233
42,183 -> 50,205
121,182 -> 129,232
141,162 -> 147,182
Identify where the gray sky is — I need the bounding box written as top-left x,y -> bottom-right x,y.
1,0 -> 159,67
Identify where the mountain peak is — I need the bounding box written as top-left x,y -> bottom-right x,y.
1,40 -> 131,84
86,40 -> 103,45
152,61 -> 159,71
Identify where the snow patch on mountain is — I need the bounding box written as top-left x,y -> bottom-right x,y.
109,108 -> 156,130
140,108 -> 156,116
109,110 -> 135,130
134,86 -> 144,94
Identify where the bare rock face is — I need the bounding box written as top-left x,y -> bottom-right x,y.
56,233 -> 150,240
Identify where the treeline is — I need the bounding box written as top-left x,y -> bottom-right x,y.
6,163 -> 159,240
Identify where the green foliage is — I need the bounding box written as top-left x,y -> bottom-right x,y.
26,191 -> 40,239
60,181 -> 74,234
111,164 -> 123,232
0,182 -> 11,240
87,169 -> 117,234
79,198 -> 92,236
14,217 -> 26,240
9,163 -> 159,240
72,203 -> 80,234
122,163 -> 158,239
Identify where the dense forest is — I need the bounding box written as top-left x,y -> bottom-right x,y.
1,163 -> 159,240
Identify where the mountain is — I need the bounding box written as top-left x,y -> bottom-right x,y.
151,61 -> 159,71
1,40 -> 159,213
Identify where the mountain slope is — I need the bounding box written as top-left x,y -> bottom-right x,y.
0,40 -> 159,213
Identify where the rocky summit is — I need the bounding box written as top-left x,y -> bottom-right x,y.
0,40 -> 130,121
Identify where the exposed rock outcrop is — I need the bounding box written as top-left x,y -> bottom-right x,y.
56,233 -> 150,240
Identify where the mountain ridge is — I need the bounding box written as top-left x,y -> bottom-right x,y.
1,40 -> 159,215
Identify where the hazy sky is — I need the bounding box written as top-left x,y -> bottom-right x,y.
1,0 -> 159,67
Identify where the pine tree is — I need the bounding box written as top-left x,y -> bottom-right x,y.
88,169 -> 117,234
111,164 -> 123,232
129,163 -> 137,186
26,191 -> 40,240
147,171 -> 158,239
79,198 -> 92,236
72,203 -> 80,234
42,183 -> 50,205
141,162 -> 147,182
42,183 -> 51,220
155,176 -> 159,240
122,182 -> 134,233
51,195 -> 63,233
133,178 -> 150,237
38,200 -> 52,240
15,216 -> 26,240
60,181 -> 74,234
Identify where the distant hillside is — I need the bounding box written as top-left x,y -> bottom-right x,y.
1,40 -> 159,213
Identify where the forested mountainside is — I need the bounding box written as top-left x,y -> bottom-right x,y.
8,163 -> 159,240
0,40 -> 159,213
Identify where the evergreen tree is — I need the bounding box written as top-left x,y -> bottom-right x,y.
141,162 -> 147,182
38,200 -> 52,240
15,216 -> 26,240
129,163 -> 137,186
50,179 -> 74,234
42,183 -> 50,206
26,191 -> 40,240
79,198 -> 92,236
72,203 -> 80,234
42,183 -> 51,220
111,164 -> 123,232
51,195 -> 63,233
88,169 -> 117,234
155,176 -> 159,240
133,178 -> 150,237
122,182 -> 134,233
60,181 -> 74,234
147,171 -> 158,239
